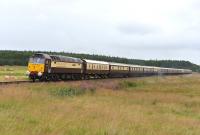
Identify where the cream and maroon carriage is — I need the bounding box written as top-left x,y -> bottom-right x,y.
109,62 -> 129,77
83,59 -> 109,79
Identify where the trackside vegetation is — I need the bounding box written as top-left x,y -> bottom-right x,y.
0,74 -> 200,135
0,50 -> 200,72
0,66 -> 27,81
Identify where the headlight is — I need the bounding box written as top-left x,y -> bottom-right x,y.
38,72 -> 43,77
26,71 -> 30,76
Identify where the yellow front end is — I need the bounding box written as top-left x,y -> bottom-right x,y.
28,63 -> 45,73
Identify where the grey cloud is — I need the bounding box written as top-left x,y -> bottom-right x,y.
0,0 -> 200,65
126,44 -> 200,51
118,23 -> 159,35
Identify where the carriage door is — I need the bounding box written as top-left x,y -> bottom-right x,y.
45,59 -> 51,73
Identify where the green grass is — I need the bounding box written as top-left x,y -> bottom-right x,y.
49,87 -> 96,97
0,74 -> 200,135
0,66 -> 27,81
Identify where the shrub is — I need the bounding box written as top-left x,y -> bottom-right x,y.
50,87 -> 96,97
119,81 -> 138,89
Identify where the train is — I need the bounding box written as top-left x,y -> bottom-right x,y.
27,53 -> 192,82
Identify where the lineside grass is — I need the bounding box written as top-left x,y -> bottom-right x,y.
0,66 -> 27,81
0,74 -> 200,135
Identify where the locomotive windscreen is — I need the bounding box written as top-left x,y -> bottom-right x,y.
29,54 -> 45,64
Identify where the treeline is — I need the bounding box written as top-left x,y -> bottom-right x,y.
0,50 -> 199,72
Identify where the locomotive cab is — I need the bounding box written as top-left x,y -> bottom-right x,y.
27,53 -> 51,81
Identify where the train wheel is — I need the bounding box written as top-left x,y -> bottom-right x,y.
39,75 -> 45,82
45,75 -> 50,82
32,76 -> 36,82
61,74 -> 66,80
52,74 -> 59,81
33,78 -> 35,82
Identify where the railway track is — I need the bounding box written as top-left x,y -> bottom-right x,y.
0,77 -> 127,85
0,74 -> 190,85
0,78 -> 110,85
0,80 -> 32,85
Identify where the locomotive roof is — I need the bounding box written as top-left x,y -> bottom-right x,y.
33,53 -> 52,59
83,59 -> 109,65
50,55 -> 83,63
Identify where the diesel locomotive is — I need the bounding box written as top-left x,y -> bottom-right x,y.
27,53 -> 192,82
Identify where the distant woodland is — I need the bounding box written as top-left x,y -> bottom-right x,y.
0,50 -> 199,72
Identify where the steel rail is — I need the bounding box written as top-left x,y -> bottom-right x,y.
0,80 -> 32,85
0,74 -> 191,85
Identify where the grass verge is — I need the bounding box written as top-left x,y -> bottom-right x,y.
0,74 -> 200,135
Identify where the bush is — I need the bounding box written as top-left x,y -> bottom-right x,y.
50,87 -> 96,97
118,80 -> 146,90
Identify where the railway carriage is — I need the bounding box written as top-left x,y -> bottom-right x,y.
143,66 -> 156,75
159,68 -> 169,75
185,69 -> 192,74
153,67 -> 160,75
109,63 -> 129,77
129,65 -> 144,77
83,59 -> 109,79
168,68 -> 178,74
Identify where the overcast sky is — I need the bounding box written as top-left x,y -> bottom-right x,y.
0,0 -> 200,64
